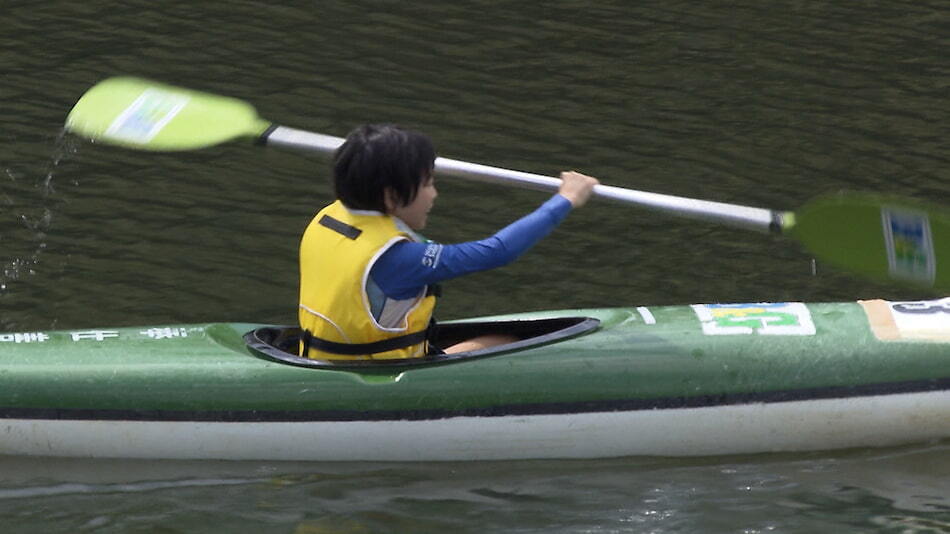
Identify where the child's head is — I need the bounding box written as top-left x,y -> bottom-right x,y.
333,124 -> 436,212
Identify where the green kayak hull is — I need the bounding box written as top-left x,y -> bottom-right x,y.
0,299 -> 947,461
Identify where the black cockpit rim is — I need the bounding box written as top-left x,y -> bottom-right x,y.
244,316 -> 600,370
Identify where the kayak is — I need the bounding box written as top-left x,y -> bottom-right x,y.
0,298 -> 947,461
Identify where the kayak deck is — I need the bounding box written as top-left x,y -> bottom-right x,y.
0,299 -> 947,460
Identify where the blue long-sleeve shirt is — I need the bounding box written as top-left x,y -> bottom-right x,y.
370,194 -> 573,300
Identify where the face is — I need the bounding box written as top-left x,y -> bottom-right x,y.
386,174 -> 437,230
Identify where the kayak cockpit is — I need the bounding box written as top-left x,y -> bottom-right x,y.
244,316 -> 600,369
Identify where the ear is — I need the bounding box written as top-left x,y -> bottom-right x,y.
382,187 -> 398,213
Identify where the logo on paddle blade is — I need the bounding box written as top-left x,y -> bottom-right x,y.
105,89 -> 190,144
882,208 -> 935,286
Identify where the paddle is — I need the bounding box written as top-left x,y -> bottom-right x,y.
65,76 -> 949,291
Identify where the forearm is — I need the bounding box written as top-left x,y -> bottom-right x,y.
372,194 -> 573,298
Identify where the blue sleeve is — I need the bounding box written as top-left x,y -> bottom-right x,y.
371,194 -> 573,300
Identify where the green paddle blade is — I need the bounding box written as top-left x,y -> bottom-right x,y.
788,193 -> 949,291
65,77 -> 271,151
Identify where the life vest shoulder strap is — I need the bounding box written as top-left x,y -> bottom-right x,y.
318,214 -> 362,240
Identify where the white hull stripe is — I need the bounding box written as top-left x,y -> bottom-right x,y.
1,391 -> 947,460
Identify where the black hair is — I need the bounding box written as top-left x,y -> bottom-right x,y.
332,124 -> 436,212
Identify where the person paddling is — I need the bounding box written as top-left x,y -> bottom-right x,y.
298,124 -> 599,359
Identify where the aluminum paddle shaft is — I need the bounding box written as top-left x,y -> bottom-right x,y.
264,126 -> 781,233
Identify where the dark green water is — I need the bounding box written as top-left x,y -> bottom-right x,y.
1,1 -> 948,532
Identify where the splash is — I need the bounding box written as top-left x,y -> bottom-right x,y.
42,128 -> 82,196
0,130 -> 80,300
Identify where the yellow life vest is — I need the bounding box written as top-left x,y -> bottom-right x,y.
298,200 -> 437,360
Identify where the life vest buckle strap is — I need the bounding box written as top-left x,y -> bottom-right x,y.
424,318 -> 444,355
302,328 -> 429,356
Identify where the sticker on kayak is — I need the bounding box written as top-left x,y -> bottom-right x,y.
882,208 -> 935,286
0,332 -> 49,343
104,89 -> 189,144
860,298 -> 950,342
691,302 -> 816,336
0,327 -> 195,344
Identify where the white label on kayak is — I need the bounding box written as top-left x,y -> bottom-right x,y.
636,306 -> 656,325
70,330 -> 120,342
691,302 -> 816,336
140,327 -> 189,339
0,332 -> 49,343
882,208 -> 935,286
105,89 -> 189,144
861,298 -> 950,342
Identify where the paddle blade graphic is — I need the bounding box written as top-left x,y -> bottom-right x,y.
65,77 -> 269,151
790,193 -> 949,291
